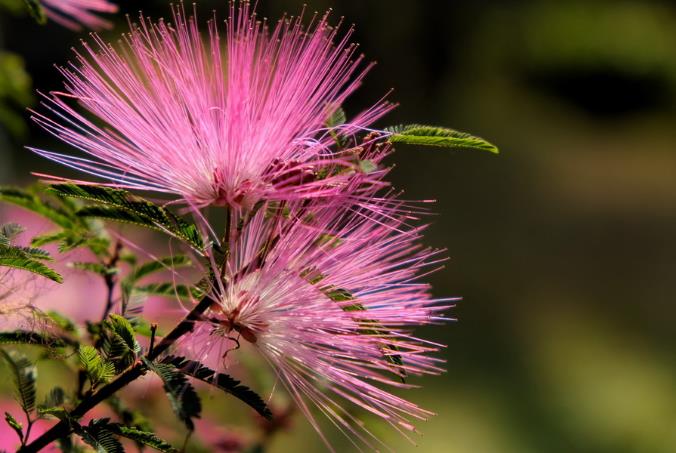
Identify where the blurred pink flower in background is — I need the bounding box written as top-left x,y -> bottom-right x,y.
30,3 -> 393,210
42,0 -> 118,31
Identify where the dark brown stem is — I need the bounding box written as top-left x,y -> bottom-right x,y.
19,295 -> 215,453
101,241 -> 122,321
148,323 -> 158,356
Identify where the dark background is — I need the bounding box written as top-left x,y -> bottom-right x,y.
2,1 -> 676,451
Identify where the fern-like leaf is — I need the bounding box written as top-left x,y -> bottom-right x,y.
0,245 -> 62,282
385,124 -> 499,153
121,255 -> 192,304
102,315 -> 140,372
0,349 -> 37,414
78,346 -> 115,388
161,355 -> 272,420
49,184 -> 204,252
0,330 -> 69,348
108,425 -> 178,453
133,283 -> 195,300
74,419 -> 124,453
0,186 -> 75,228
142,358 -> 201,431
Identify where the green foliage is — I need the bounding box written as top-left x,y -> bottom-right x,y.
357,159 -> 378,174
121,255 -> 193,308
0,228 -> 63,282
0,248 -> 62,282
161,355 -> 272,420
78,345 -> 116,389
314,233 -> 342,249
143,358 -> 202,431
326,107 -> 347,129
0,0 -> 26,14
50,184 -> 205,253
4,411 -> 23,441
102,315 -> 140,372
326,106 -> 348,147
323,287 -> 354,302
0,349 -> 37,414
46,310 -> 78,335
23,0 -> 46,25
0,330 -> 68,348
0,186 -> 110,257
133,283 -> 196,300
386,124 -> 499,153
69,262 -> 117,277
73,419 -> 124,453
125,255 -> 191,283
106,395 -> 152,435
108,425 -> 178,453
0,51 -> 33,137
37,406 -> 68,420
0,186 -> 75,229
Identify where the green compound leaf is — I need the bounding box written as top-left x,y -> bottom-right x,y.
0,331 -> 69,348
142,358 -> 201,431
49,184 -> 205,253
385,124 -> 499,153
102,315 -> 140,372
133,283 -> 196,300
326,106 -> 347,129
73,418 -> 124,453
108,425 -> 178,453
69,262 -> 117,277
0,186 -> 76,229
161,355 -> 272,420
125,255 -> 191,283
78,345 -> 115,388
23,0 -> 46,25
45,310 -> 78,335
4,411 -> 23,441
0,349 -> 37,414
0,246 -> 62,282
121,255 -> 193,305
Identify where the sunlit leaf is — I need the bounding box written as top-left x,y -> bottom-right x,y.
386,124 -> 499,153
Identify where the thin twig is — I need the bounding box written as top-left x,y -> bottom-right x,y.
19,294 -> 215,453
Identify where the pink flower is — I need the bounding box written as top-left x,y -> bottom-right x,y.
183,188 -> 452,450
30,3 -> 392,210
42,0 -> 118,31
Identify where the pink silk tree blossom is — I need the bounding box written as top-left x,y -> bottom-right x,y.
182,182 -> 453,450
42,0 -> 118,31
30,3 -> 393,210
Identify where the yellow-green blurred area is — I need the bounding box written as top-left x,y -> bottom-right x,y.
2,0 -> 676,452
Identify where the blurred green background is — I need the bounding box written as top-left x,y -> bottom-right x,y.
3,0 -> 676,452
